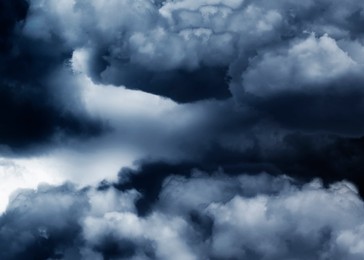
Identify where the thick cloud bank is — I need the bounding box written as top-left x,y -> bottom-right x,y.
19,0 -> 364,135
2,0 -> 364,259
1,172 -> 364,260
0,0 -> 102,150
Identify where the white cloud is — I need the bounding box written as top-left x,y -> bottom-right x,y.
241,34 -> 359,96
0,157 -> 63,213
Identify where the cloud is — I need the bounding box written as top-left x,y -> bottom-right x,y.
241,34 -> 359,96
2,1 -> 364,259
21,0 -> 280,102
2,70 -> 363,214
0,0 -> 103,151
12,0 -> 364,137
232,34 -> 364,135
0,183 -> 88,260
0,0 -> 28,52
2,0 -> 364,157
1,171 -> 364,259
70,72 -> 364,194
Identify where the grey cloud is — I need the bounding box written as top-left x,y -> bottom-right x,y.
0,0 -> 103,151
2,1 -> 364,258
231,34 -> 364,135
1,171 -> 364,259
240,35 -> 360,97
0,183 -> 88,260
19,0 -> 364,135
20,0 -> 285,101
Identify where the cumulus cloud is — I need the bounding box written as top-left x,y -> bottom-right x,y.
241,34 -> 359,96
232,33 -> 364,135
1,171 -> 364,260
2,0 -> 364,155
10,0 -> 363,136
2,1 -> 364,259
18,0 -> 285,101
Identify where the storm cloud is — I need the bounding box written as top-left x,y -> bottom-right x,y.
20,0 -> 364,134
1,171 -> 364,260
0,0 -> 102,150
1,0 -> 364,259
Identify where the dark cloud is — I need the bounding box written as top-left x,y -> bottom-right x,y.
1,172 -> 364,260
0,183 -> 88,260
109,126 -> 364,207
101,65 -> 231,103
148,122 -> 364,209
244,89 -> 364,136
115,162 -> 199,216
0,0 -> 103,151
0,0 -> 28,52
0,80 -> 102,150
16,0 -> 364,136
2,0 -> 364,259
232,34 -> 364,136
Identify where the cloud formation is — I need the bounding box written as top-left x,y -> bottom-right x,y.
1,172 -> 364,260
0,0 -> 103,151
13,0 -> 364,136
2,0 -> 364,259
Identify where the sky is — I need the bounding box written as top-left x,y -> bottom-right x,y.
1,0 -> 364,259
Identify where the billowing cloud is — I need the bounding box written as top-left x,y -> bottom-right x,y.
0,0 -> 103,151
2,0 -> 364,259
11,0 -> 364,136
241,34 -> 359,96
1,171 -> 364,260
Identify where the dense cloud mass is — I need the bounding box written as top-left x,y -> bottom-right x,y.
0,0 -> 102,150
1,172 -> 364,260
19,0 -> 364,134
1,0 -> 364,259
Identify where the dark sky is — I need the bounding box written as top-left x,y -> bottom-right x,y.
1,0 -> 364,259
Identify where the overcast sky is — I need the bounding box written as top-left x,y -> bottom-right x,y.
1,0 -> 364,259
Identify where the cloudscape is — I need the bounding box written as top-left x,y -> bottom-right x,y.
1,0 -> 364,259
